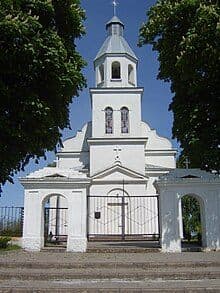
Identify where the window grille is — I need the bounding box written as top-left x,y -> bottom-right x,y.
121,107 -> 129,133
105,107 -> 113,134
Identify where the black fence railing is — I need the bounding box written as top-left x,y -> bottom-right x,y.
0,207 -> 24,237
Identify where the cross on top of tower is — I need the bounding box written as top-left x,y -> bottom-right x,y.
112,0 -> 118,16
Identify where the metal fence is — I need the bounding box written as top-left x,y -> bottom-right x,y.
0,207 -> 24,236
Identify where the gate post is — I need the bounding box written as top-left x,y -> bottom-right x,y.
67,189 -> 87,252
159,190 -> 181,253
22,190 -> 43,251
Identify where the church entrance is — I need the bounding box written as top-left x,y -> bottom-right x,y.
87,195 -> 159,241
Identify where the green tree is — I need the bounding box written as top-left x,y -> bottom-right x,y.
139,0 -> 220,172
0,0 -> 86,187
181,195 -> 201,242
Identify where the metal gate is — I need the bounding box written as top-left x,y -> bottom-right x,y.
44,207 -> 68,245
87,195 -> 159,241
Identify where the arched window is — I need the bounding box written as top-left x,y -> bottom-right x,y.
112,61 -> 121,79
105,107 -> 113,134
128,64 -> 134,84
98,64 -> 104,83
121,107 -> 129,133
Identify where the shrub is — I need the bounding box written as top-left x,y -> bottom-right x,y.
0,221 -> 23,237
0,236 -> 11,249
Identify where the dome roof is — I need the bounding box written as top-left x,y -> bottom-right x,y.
95,35 -> 137,61
94,16 -> 137,61
106,16 -> 124,28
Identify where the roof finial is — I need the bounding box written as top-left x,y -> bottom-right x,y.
112,0 -> 118,16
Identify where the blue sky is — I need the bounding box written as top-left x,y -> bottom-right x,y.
0,0 -> 179,206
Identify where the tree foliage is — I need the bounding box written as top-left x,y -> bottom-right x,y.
0,0 -> 86,186
181,195 -> 201,242
139,0 -> 220,171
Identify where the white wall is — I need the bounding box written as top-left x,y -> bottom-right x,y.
89,142 -> 146,176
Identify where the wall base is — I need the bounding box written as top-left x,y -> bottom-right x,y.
161,239 -> 182,253
22,237 -> 43,251
67,237 -> 87,252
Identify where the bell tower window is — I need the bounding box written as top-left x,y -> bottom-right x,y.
105,107 -> 113,134
128,64 -> 134,85
121,107 -> 129,133
98,64 -> 104,83
112,61 -> 121,79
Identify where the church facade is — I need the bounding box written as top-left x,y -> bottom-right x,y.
20,15 -> 220,253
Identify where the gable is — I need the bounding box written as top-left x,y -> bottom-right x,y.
97,170 -> 142,181
45,173 -> 66,178
91,163 -> 148,183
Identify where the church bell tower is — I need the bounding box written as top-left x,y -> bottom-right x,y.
88,13 -> 146,176
94,16 -> 138,88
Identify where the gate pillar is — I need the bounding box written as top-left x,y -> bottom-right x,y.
67,189 -> 87,252
159,190 -> 181,253
22,190 -> 43,251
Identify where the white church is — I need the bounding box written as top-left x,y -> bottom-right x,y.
21,14 -> 220,253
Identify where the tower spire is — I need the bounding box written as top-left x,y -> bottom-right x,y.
112,0 -> 118,16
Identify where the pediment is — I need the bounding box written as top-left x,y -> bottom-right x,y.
45,173 -> 66,178
181,175 -> 199,179
92,164 -> 147,182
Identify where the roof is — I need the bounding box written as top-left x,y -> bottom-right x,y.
158,168 -> 219,182
95,35 -> 137,61
145,164 -> 172,170
106,16 -> 124,28
95,15 -> 137,61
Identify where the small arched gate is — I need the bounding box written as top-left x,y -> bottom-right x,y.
43,195 -> 68,246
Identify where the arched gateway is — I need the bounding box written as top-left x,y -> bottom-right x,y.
154,169 -> 220,252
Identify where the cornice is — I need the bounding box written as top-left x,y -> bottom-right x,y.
145,149 -> 177,156
94,53 -> 138,64
90,87 -> 144,94
88,137 -> 147,145
154,177 -> 220,187
91,178 -> 148,185
20,177 -> 91,188
57,151 -> 89,157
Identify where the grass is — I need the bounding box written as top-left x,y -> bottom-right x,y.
0,244 -> 21,252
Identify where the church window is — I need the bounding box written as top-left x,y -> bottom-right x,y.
112,61 -> 121,79
121,107 -> 129,133
105,107 -> 113,134
98,64 -> 104,83
128,64 -> 134,84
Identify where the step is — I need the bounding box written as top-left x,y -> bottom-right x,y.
0,278 -> 220,292
41,247 -> 67,253
86,247 -> 160,253
0,260 -> 219,270
0,267 -> 219,281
